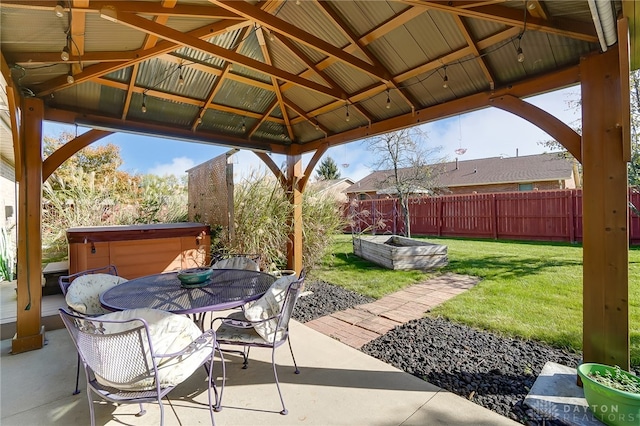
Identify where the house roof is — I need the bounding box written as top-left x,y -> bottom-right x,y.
308,178 -> 354,193
2,1 -> 637,168
345,152 -> 574,193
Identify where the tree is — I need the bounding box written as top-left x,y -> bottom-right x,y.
315,156 -> 341,180
366,128 -> 444,237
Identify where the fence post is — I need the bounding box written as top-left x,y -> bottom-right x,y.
568,190 -> 575,243
492,194 -> 498,240
437,198 -> 443,236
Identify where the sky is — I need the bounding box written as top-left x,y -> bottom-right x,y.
43,85 -> 581,184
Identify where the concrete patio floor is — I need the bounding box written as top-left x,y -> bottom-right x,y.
1,315 -> 518,425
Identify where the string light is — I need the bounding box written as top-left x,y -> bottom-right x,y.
296,0 -> 301,4
442,67 -> 449,88
141,94 -> 147,113
386,90 -> 391,109
345,104 -> 350,122
516,47 -> 525,63
66,70 -> 74,84
241,117 -> 246,133
315,120 -> 319,130
178,65 -> 184,86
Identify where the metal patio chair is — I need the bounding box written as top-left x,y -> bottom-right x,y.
212,269 -> 306,415
58,265 -> 128,394
59,307 -> 220,426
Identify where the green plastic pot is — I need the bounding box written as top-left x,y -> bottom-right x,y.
577,363 -> 640,426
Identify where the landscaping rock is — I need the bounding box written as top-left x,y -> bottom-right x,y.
293,280 -> 584,425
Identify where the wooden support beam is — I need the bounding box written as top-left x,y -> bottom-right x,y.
285,154 -> 303,274
42,130 -> 112,182
300,144 -> 328,192
254,152 -> 286,189
12,97 -> 44,354
581,47 -> 629,369
490,94 -> 581,162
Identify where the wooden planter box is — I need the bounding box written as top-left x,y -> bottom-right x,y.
353,235 -> 448,270
67,223 -> 211,279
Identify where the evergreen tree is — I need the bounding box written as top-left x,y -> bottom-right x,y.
316,156 -> 341,180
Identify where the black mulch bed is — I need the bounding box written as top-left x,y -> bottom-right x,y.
292,280 -> 584,425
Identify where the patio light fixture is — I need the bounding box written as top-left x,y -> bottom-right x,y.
178,65 -> 185,86
386,90 -> 391,109
66,70 -> 74,84
61,45 -> 70,61
141,94 -> 147,113
54,2 -> 65,17
345,104 -> 350,122
442,67 -> 448,88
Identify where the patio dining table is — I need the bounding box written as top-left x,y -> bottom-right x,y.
100,268 -> 276,329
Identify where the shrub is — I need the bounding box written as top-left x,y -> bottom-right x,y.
230,171 -> 347,271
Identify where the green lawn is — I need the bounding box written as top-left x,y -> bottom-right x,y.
312,234 -> 640,366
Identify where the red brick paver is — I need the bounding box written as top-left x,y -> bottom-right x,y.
303,273 -> 480,349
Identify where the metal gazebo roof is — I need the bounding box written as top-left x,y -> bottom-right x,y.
2,0 -> 637,163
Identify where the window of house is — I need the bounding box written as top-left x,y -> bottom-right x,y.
518,183 -> 534,191
358,193 -> 367,200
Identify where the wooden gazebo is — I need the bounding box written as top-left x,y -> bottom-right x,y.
1,1 -> 638,367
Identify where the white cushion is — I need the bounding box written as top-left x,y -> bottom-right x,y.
65,273 -> 128,315
211,257 -> 259,271
87,308 -> 211,391
242,275 -> 297,343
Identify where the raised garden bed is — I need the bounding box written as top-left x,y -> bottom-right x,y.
353,235 -> 448,270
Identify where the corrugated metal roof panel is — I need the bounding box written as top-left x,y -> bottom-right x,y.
329,1 -> 408,37
268,39 -> 309,76
175,65 -> 217,101
214,79 -> 275,114
165,16 -> 221,33
324,61 -> 378,94
281,84 -> 333,114
464,15 -> 508,41
423,9 -> 468,52
104,67 -> 133,84
84,13 -> 146,52
0,8 -> 64,52
277,1 -> 349,48
129,92 -> 199,127
48,81 -> 110,114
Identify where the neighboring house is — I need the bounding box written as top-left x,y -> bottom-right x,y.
345,153 -> 577,200
307,178 -> 354,203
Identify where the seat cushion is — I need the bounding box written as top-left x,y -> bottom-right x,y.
87,308 -> 212,391
242,274 -> 297,343
215,311 -> 267,345
65,273 -> 128,315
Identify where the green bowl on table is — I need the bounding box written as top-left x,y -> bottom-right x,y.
177,267 -> 214,287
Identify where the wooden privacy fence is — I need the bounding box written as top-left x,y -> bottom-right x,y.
345,189 -> 640,244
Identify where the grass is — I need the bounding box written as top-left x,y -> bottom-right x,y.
312,234 -> 640,367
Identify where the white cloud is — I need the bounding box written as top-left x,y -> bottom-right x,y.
147,157 -> 196,177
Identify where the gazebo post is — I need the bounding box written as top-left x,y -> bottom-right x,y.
285,154 -> 303,274
581,46 -> 630,369
12,97 -> 45,354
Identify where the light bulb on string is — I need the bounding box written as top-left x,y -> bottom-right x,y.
516,47 -> 525,63
61,45 -> 70,61
386,90 -> 391,109
54,3 -> 64,18
66,71 -> 74,84
442,67 -> 448,89
315,120 -> 320,131
178,65 -> 185,86
345,104 -> 350,122
141,94 -> 147,113
241,118 -> 246,133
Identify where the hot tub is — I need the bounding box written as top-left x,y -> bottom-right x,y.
67,223 -> 211,279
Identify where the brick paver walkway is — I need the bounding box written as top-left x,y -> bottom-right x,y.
305,273 -> 479,349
